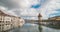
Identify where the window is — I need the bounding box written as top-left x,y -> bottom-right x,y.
0,26 -> 1,30
6,21 -> 11,25
0,21 -> 2,23
2,24 -> 4,26
0,21 -> 4,24
4,16 -> 11,21
0,16 -> 2,21
0,24 -> 1,26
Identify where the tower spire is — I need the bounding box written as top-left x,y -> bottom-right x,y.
38,13 -> 42,25
38,13 -> 42,17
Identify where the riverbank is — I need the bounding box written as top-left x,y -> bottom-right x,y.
46,25 -> 60,29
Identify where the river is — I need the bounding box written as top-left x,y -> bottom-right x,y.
9,23 -> 60,32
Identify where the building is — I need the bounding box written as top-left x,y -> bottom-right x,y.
0,10 -> 25,31
48,16 -> 60,20
38,13 -> 42,24
47,16 -> 60,26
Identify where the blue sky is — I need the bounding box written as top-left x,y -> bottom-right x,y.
31,4 -> 41,8
0,0 -> 60,20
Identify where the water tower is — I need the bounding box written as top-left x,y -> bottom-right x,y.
38,13 -> 42,25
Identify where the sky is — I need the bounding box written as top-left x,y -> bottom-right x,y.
0,0 -> 60,20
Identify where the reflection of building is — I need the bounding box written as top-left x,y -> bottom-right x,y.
0,10 -> 25,31
47,16 -> 60,27
48,16 -> 60,20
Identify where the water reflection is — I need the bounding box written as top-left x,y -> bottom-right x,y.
42,26 -> 60,32
9,23 -> 39,32
9,23 -> 60,32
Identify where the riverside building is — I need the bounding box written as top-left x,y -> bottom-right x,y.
0,10 -> 25,31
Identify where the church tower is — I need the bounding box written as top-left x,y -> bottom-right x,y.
38,13 -> 42,24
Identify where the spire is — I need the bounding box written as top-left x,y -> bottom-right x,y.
38,13 -> 42,17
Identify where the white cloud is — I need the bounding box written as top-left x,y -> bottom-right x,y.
0,6 -> 17,16
46,0 -> 60,10
0,6 -> 7,10
0,0 -> 60,20
7,11 -> 17,16
22,16 -> 38,20
20,8 -> 38,16
11,0 -> 41,8
10,0 -> 60,20
39,0 -> 60,19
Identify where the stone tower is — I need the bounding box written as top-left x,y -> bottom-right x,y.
38,13 -> 42,24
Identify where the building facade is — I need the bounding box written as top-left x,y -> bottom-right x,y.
48,16 -> 60,20
38,13 -> 42,24
0,10 -> 25,31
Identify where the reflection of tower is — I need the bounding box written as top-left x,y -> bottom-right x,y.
38,13 -> 42,25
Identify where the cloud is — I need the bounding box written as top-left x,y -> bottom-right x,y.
22,16 -> 38,20
20,8 -> 38,16
0,0 -> 41,20
0,0 -> 20,9
39,0 -> 60,19
7,10 -> 17,16
0,6 -> 7,10
0,6 -> 17,16
12,0 -> 41,8
10,0 -> 48,20
0,0 -> 60,20
48,0 -> 60,14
